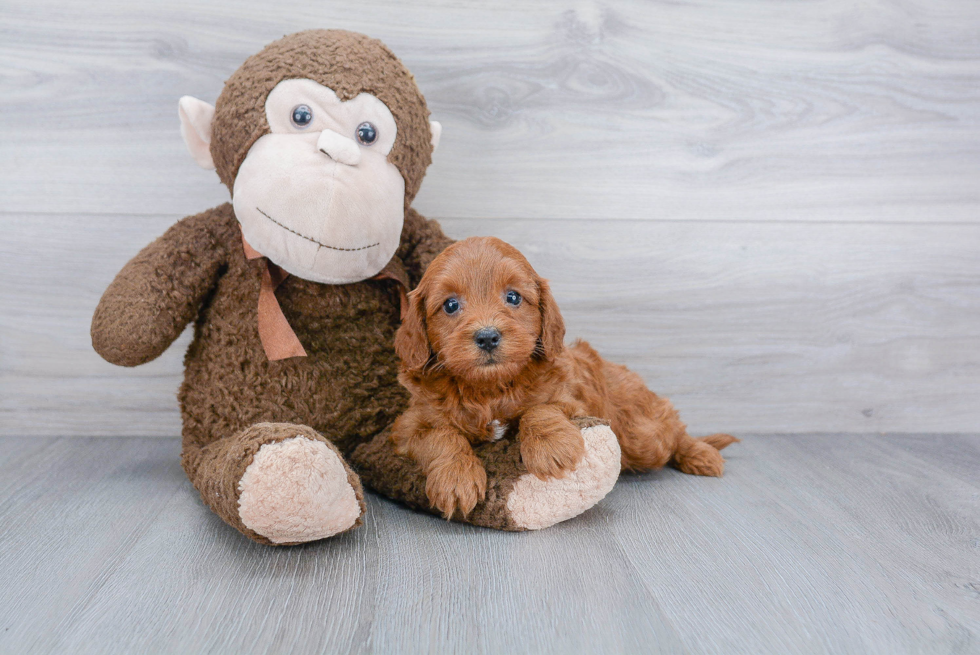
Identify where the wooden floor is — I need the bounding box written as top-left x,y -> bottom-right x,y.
1,434 -> 977,654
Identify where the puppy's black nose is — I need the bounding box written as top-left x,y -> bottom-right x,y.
474,327 -> 502,352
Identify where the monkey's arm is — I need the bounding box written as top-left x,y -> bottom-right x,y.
91,205 -> 233,367
352,416 -> 619,531
397,207 -> 455,287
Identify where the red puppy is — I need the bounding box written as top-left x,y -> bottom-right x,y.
392,236 -> 738,519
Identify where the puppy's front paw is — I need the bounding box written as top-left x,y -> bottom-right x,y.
425,455 -> 488,519
520,424 -> 587,481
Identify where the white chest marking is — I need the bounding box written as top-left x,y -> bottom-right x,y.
490,420 -> 508,441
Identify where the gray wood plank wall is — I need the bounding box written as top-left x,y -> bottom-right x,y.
2,0 -> 978,437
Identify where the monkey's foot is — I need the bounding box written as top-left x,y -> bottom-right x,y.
352,417 -> 621,531
505,420 -> 621,529
238,433 -> 364,544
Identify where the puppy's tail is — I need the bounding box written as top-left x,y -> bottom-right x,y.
699,433 -> 739,451
671,433 -> 740,478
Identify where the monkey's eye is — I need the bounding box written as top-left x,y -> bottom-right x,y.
505,291 -> 522,306
291,105 -> 313,128
356,122 -> 378,145
443,298 -> 460,315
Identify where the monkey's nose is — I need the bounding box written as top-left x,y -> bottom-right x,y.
317,129 -> 361,166
474,327 -> 502,352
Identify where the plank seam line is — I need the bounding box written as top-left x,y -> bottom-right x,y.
1,212 -> 978,228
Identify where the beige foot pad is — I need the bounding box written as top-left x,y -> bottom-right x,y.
238,436 -> 363,544
506,423 -> 621,530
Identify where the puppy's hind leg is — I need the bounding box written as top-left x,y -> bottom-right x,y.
599,357 -> 738,475
671,433 -> 740,477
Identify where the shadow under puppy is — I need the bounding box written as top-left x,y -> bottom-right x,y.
391,236 -> 738,518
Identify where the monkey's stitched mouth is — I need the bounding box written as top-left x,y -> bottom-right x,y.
256,207 -> 379,252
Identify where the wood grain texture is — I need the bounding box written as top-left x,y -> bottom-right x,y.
3,213 -> 978,436
1,0 -> 978,221
0,434 -> 977,654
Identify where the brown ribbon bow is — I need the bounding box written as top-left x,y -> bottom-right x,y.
241,230 -> 409,361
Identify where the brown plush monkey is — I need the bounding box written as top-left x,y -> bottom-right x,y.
92,30 -> 621,545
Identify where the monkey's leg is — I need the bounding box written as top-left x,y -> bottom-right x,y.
351,417 -> 620,531
182,423 -> 366,545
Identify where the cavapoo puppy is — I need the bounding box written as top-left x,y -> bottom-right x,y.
392,236 -> 738,519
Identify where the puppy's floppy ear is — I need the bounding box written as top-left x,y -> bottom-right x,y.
536,276 -> 566,360
395,285 -> 432,372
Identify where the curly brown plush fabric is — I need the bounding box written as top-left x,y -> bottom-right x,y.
93,203 -> 448,445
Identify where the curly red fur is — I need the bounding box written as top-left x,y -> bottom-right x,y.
391,237 -> 738,518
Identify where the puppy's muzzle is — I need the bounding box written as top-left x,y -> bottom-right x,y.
474,327 -> 502,352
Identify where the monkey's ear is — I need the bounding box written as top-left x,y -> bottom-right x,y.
536,277 -> 566,361
394,286 -> 432,372
429,120 -> 442,152
178,96 -> 216,170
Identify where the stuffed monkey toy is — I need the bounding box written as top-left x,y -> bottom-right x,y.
91,30 -> 621,545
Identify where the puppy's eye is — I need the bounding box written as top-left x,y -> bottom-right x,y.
505,290 -> 522,306
443,298 -> 460,315
356,122 -> 378,145
291,105 -> 313,128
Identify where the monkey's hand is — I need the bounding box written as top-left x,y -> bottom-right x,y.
91,205 -> 231,367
